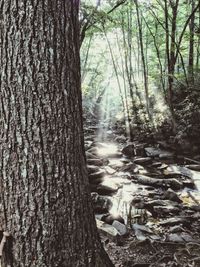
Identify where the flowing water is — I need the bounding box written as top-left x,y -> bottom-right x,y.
91,140 -> 200,224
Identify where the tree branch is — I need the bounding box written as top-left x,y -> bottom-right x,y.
175,2 -> 200,62
80,0 -> 127,45
107,0 -> 127,14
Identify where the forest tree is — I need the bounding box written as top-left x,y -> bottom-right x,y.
0,0 -> 113,266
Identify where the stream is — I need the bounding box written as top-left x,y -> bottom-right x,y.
85,124 -> 200,244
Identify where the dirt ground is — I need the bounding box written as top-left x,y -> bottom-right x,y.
102,231 -> 200,267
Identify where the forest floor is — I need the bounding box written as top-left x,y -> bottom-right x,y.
84,119 -> 200,267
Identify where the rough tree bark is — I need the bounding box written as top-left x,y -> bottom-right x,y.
0,1 -> 113,266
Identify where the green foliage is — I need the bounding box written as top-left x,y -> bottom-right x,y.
173,76 -> 200,146
81,0 -> 200,138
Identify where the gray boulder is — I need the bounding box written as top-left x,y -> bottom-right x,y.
112,220 -> 127,236
91,193 -> 112,213
163,189 -> 182,203
122,143 -> 135,157
96,219 -> 120,239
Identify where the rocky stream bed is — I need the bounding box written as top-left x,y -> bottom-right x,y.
84,122 -> 200,267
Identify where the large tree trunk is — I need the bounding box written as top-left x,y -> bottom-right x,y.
0,1 -> 113,266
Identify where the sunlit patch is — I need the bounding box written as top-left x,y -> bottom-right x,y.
109,206 -> 120,217
138,167 -> 148,174
115,113 -> 124,120
180,189 -> 200,206
117,172 -> 132,179
101,177 -> 121,189
108,158 -> 124,168
97,143 -> 118,157
108,181 -> 141,223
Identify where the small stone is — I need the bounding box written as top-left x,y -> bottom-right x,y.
87,158 -> 104,166
167,179 -> 183,190
119,162 -> 139,173
91,193 -> 112,213
96,219 -> 120,238
167,233 -> 184,243
95,214 -> 108,221
190,205 -> 200,212
181,232 -> 195,242
163,189 -> 182,203
151,162 -> 162,168
133,175 -> 183,190
157,164 -> 168,170
134,229 -> 147,241
154,205 -> 180,215
114,135 -> 127,143
159,153 -> 174,159
84,141 -> 93,150
145,147 -> 162,157
145,186 -> 155,191
149,234 -> 161,240
134,148 -> 146,157
120,158 -> 131,164
108,159 -> 124,169
86,151 -> 99,159
112,220 -> 127,236
134,157 -> 152,165
159,217 -> 190,227
96,184 -> 119,195
102,214 -> 124,225
87,147 -> 98,155
132,223 -> 153,234
169,225 -> 184,233
185,164 -> 200,171
89,170 -> 106,180
192,212 -> 200,219
91,177 -> 105,185
104,166 -> 116,175
146,199 -> 175,207
84,134 -> 95,141
87,165 -> 100,174
122,143 -> 135,157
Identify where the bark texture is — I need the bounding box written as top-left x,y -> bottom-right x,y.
0,1 -> 113,266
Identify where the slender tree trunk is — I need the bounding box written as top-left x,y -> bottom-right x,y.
164,0 -> 179,123
81,34 -> 93,82
103,28 -> 127,122
177,49 -> 188,85
169,4 -> 177,119
116,30 -> 133,139
0,1 -> 113,266
196,5 -> 200,69
134,0 -> 151,120
196,41 -> 200,69
188,0 -> 195,83
120,9 -> 136,140
143,18 -> 167,101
